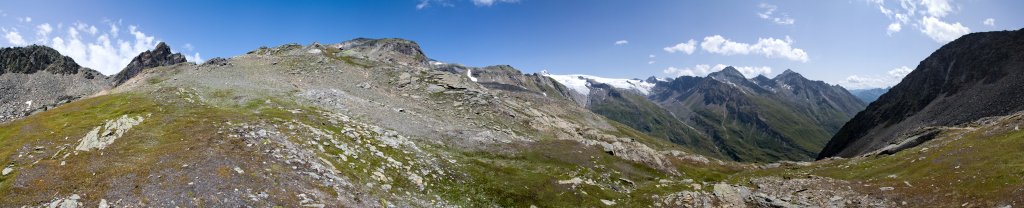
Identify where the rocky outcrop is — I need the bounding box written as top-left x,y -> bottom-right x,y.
819,29 -> 1024,158
0,45 -> 84,76
76,114 -> 148,151
111,42 -> 187,86
0,45 -> 109,123
330,38 -> 429,67
433,63 -> 581,103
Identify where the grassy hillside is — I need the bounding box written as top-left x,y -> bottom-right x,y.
731,112 -> 1024,207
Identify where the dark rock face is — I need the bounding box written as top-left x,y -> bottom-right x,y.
111,42 -> 187,86
0,45 -> 110,123
819,29 -> 1024,158
0,45 -> 83,76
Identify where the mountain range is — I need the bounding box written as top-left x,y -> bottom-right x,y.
848,87 -> 889,103
544,67 -> 866,162
1,29 -> 1023,207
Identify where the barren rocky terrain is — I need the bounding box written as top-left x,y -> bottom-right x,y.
0,36 -> 1020,207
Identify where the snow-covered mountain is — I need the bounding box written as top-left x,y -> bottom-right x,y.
539,70 -> 657,96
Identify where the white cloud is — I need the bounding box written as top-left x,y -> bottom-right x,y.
887,23 -> 902,35
839,66 -> 913,89
472,0 -> 518,7
186,52 -> 202,64
109,22 -> 119,38
648,54 -> 655,58
614,40 -> 628,45
920,0 -> 953,17
871,0 -> 970,40
888,66 -> 913,77
4,30 -> 26,46
183,43 -> 194,51
878,5 -> 894,19
664,64 -> 772,78
416,0 -> 430,9
983,18 -> 995,26
648,61 -> 655,65
17,16 -> 31,23
36,23 -> 53,39
31,21 -> 178,75
920,16 -> 969,43
757,3 -> 795,25
699,35 -> 809,62
662,39 -> 696,54
417,0 -> 511,9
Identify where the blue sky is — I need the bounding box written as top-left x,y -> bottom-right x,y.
0,0 -> 1021,89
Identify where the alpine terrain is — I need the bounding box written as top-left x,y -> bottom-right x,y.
545,67 -> 866,162
2,16 -> 1024,208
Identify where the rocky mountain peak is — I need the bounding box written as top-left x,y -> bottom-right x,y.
781,69 -> 797,75
111,42 -> 187,86
774,69 -> 806,80
707,66 -> 747,81
0,45 -> 83,76
719,66 -> 745,76
645,76 -> 662,83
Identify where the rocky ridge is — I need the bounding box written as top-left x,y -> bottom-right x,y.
820,29 -> 1024,158
0,42 -> 188,123
111,42 -> 188,86
556,66 -> 866,162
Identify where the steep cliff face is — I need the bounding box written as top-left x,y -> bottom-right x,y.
0,45 -> 84,75
111,42 -> 188,86
820,29 -> 1024,158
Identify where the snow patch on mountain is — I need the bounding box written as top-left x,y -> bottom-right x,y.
541,71 -> 657,95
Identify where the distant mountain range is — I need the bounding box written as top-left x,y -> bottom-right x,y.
543,67 -> 867,162
2,28 -> 1024,206
848,87 -> 889,103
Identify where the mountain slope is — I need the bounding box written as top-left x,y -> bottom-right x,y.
0,39 -> 752,207
567,67 -> 866,162
0,45 -> 108,123
0,43 -> 190,124
820,29 -> 1024,158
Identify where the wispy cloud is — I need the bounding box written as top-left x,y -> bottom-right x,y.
3,29 -> 26,46
869,0 -> 969,43
663,39 -> 696,55
757,3 -> 795,25
839,66 -> 913,89
614,40 -> 628,45
472,0 -> 519,7
699,35 -> 809,62
920,16 -> 969,43
664,64 -> 772,78
417,0 -> 516,9
887,23 -> 902,35
983,18 -> 995,26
